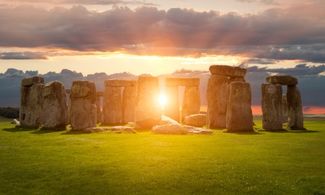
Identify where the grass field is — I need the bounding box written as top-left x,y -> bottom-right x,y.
0,117 -> 325,194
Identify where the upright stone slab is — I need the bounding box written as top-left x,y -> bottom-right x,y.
164,86 -> 179,121
41,81 -> 68,129
123,84 -> 137,123
103,85 -> 123,125
287,85 -> 304,130
207,75 -> 229,129
70,81 -> 97,130
182,86 -> 200,121
135,76 -> 160,129
226,82 -> 254,132
261,84 -> 283,131
20,76 -> 44,128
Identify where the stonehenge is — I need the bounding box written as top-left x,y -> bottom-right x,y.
207,65 -> 254,132
262,75 -> 304,130
165,78 -> 200,122
103,80 -> 137,125
70,81 -> 97,130
18,65 -> 305,134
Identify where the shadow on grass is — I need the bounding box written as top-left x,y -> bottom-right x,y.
3,126 -> 36,132
258,129 -> 319,133
32,128 -> 67,134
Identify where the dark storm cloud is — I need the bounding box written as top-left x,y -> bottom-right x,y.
0,52 -> 47,60
0,2 -> 325,61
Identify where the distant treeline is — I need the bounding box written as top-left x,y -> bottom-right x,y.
0,107 -> 19,118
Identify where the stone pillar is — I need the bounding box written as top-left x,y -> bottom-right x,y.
20,76 -> 44,128
40,81 -> 68,129
182,86 -> 200,121
103,85 -> 123,125
135,76 -> 160,129
70,81 -> 97,130
226,82 -> 253,132
261,84 -> 283,131
207,75 -> 229,129
96,91 -> 103,123
123,84 -> 137,123
164,86 -> 179,122
287,85 -> 304,130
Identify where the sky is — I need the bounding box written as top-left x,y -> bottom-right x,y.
0,0 -> 325,75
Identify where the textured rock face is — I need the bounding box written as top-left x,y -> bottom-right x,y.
20,76 -> 44,128
182,86 -> 200,120
123,85 -> 137,123
152,124 -> 188,134
184,114 -> 207,127
41,81 -> 68,129
226,82 -> 254,132
207,75 -> 229,129
70,81 -> 97,130
209,65 -> 246,77
287,86 -> 304,130
266,75 -> 298,86
135,76 -> 160,129
165,78 -> 200,87
261,84 -> 283,131
103,86 -> 123,125
164,86 -> 179,121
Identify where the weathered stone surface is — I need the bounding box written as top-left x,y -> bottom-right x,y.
184,114 -> 207,127
135,76 -> 161,129
103,86 -> 123,125
184,125 -> 213,134
159,115 -> 180,125
209,65 -> 246,77
105,80 -> 137,87
226,82 -> 254,132
287,86 -> 305,130
261,84 -> 283,131
41,81 -> 68,129
266,75 -> 298,86
20,77 -> 44,128
70,81 -> 97,130
207,75 -> 229,129
165,78 -> 200,87
164,86 -> 180,121
152,124 -> 188,134
182,86 -> 200,120
123,85 -> 137,123
21,76 -> 44,87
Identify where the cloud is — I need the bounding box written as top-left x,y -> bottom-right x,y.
0,52 -> 47,60
0,2 -> 325,62
0,0 -> 157,6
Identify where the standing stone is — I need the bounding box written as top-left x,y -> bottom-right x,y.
164,86 -> 179,122
135,76 -> 160,129
261,84 -> 283,131
103,86 -> 123,125
20,76 -> 44,128
123,85 -> 137,123
41,81 -> 68,129
226,82 -> 254,132
70,81 -> 97,130
207,75 -> 229,129
182,86 -> 200,121
287,85 -> 304,130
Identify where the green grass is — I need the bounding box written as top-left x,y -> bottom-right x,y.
0,117 -> 325,194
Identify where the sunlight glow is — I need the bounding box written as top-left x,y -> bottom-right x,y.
158,93 -> 168,110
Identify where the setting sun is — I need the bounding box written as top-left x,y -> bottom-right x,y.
158,93 -> 168,110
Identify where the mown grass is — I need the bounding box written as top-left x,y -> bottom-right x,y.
0,117 -> 325,194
